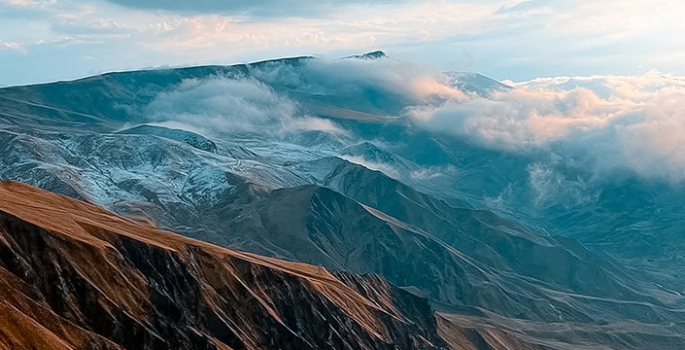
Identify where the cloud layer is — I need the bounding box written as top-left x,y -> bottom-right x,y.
138,56 -> 685,186
409,70 -> 685,182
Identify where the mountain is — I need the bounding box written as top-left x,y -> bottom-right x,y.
444,72 -> 512,96
0,181 -> 448,350
344,50 -> 389,60
0,126 -> 670,324
2,53 -> 685,349
3,182 -> 684,350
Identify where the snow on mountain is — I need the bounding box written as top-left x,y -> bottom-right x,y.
445,71 -> 512,96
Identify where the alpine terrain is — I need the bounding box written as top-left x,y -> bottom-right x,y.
1,52 -> 684,349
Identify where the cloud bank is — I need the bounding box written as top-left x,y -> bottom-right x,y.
409,70 -> 685,183
138,55 -> 685,185
141,55 -> 459,138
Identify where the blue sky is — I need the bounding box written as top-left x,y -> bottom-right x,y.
0,0 -> 684,86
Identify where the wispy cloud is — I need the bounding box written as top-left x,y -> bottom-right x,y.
1,0 -> 684,190
0,0 -> 509,85
0,0 -> 54,8
135,56 -> 474,152
142,75 -> 348,137
0,38 -> 23,51
102,0 -> 411,17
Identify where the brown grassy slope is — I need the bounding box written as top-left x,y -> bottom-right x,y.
0,180 -> 445,350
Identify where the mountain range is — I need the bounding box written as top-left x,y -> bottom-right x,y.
1,52 -> 684,349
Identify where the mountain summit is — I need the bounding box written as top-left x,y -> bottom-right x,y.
345,50 -> 388,60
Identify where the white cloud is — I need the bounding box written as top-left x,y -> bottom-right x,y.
140,56 -> 468,138
248,56 -> 469,110
2,0 -> 685,185
0,0 -> 55,8
409,70 -> 685,182
135,56 -> 685,183
143,75 -> 347,137
0,38 -> 23,51
616,87 -> 685,182
0,0 -> 514,85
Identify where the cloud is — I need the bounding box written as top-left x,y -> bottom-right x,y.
616,87 -> 685,182
142,75 -> 348,137
247,55 -> 470,114
0,0 -> 54,8
409,86 -> 635,146
409,70 -> 685,183
0,0 -> 511,86
4,0 -> 685,87
0,38 -> 23,51
141,55 -> 469,139
139,55 -> 685,184
101,0 -> 411,17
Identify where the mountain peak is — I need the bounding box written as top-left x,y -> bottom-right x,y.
345,50 -> 387,60
446,71 -> 512,96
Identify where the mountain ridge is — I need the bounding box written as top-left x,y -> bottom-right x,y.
0,180 -> 450,350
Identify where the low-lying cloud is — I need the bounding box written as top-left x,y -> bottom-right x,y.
142,55 -> 685,184
249,55 -> 459,102
143,75 -> 348,138
143,55 -> 471,138
341,155 -> 401,179
409,70 -> 685,183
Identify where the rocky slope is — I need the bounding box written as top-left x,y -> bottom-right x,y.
0,180 -> 449,350
2,181 -> 684,349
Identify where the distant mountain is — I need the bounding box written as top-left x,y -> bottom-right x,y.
344,50 -> 388,60
445,72 -> 512,96
1,54 -> 685,349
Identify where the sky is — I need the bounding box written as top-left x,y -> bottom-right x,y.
1,0 -> 684,86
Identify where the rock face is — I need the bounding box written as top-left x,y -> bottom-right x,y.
0,181 -> 446,350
